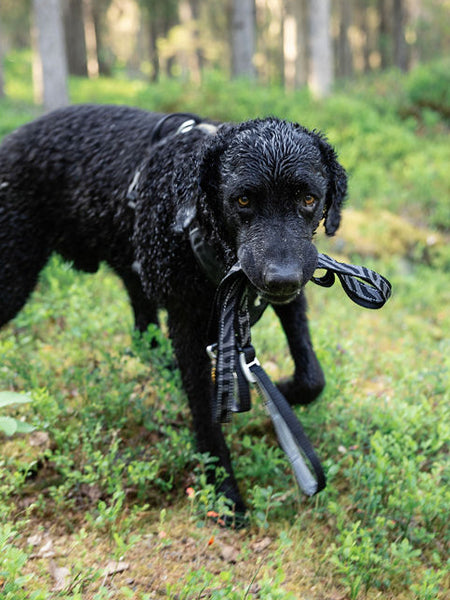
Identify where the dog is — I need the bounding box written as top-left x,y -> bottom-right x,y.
0,105 -> 347,514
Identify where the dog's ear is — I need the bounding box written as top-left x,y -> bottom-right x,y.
316,135 -> 348,236
197,127 -> 231,198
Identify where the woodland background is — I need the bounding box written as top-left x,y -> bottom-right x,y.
0,0 -> 448,109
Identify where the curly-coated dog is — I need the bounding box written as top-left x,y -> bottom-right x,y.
0,105 -> 347,514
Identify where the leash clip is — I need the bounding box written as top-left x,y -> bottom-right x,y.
239,350 -> 259,384
206,343 -> 218,383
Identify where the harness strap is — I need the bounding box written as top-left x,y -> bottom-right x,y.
150,112 -> 203,145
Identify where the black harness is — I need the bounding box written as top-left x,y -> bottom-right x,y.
132,113 -> 392,497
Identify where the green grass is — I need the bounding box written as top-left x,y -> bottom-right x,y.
0,52 -> 448,599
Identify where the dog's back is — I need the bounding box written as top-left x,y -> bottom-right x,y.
0,105 -> 165,324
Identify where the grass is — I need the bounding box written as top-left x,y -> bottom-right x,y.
0,52 -> 449,599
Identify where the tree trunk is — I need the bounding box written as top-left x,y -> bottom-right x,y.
283,0 -> 297,91
283,0 -> 308,90
178,1 -> 202,83
378,0 -> 391,69
393,0 -> 408,70
295,0 -> 308,88
189,0 -> 205,76
91,0 -> 111,76
337,0 -> 353,78
82,0 -> 99,78
0,18 -> 5,98
63,0 -> 88,76
149,18 -> 160,82
231,0 -> 256,78
308,0 -> 333,98
33,0 -> 69,111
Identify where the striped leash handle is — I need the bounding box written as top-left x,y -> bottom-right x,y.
313,253 -> 392,309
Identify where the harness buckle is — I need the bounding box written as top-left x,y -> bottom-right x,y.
176,119 -> 196,135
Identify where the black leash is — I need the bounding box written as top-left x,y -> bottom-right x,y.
207,265 -> 327,495
206,255 -> 391,497
313,253 -> 392,309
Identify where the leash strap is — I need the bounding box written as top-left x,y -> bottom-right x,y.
246,355 -> 326,496
314,253 -> 392,308
207,257 -> 392,496
209,267 -> 326,495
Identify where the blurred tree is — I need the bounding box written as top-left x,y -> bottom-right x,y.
336,0 -> 353,78
0,0 -> 32,49
139,0 -> 179,81
0,18 -> 4,98
231,0 -> 256,78
89,0 -> 113,76
378,0 -> 390,69
33,0 -> 69,111
393,0 -> 408,69
177,0 -> 203,82
82,0 -> 99,77
308,0 -> 333,97
63,0 -> 88,76
283,0 -> 308,90
282,0 -> 308,90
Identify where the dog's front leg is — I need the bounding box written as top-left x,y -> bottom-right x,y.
272,291 -> 325,405
167,312 -> 246,516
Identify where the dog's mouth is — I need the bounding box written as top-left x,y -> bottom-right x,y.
258,289 -> 301,305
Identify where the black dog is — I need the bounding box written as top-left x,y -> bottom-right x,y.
0,105 -> 347,513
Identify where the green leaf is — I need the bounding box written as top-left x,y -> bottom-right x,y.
0,391 -> 31,408
15,421 -> 36,434
0,416 -> 18,436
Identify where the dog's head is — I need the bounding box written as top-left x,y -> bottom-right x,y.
198,118 -> 347,303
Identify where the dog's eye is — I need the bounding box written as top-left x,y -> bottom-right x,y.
304,195 -> 316,207
237,196 -> 250,208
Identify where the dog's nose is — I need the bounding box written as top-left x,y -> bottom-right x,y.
263,264 -> 303,294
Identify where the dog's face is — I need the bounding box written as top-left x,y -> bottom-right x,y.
199,119 -> 347,303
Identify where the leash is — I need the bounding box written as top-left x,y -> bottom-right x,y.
207,265 -> 327,495
205,254 -> 391,497
312,253 -> 391,309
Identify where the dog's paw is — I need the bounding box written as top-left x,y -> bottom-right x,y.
276,374 -> 325,406
216,481 -> 248,528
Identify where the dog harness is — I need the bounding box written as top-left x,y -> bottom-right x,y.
131,113 -> 393,496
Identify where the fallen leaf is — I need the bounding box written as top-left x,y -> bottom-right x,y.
104,560 -> 130,576
27,533 -> 43,547
219,543 -> 239,563
80,483 -> 102,502
38,539 -> 55,558
251,537 -> 272,553
49,561 -> 70,592
29,431 -> 50,448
